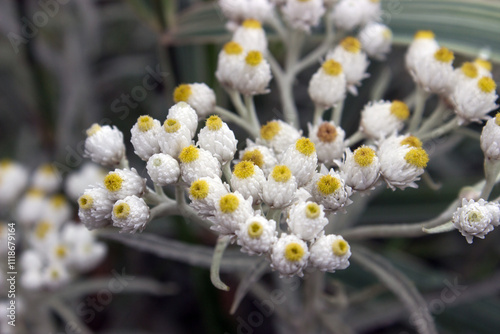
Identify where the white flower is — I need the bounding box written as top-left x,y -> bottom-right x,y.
231,161 -> 266,204
32,163 -> 61,194
238,139 -> 279,176
157,118 -> 192,158
262,165 -> 298,209
146,153 -> 180,186
219,0 -> 274,25
287,201 -> 328,241
308,121 -> 345,163
452,76 -> 498,125
178,145 -> 222,185
21,266 -> 44,290
42,195 -> 72,226
310,169 -> 352,211
236,215 -> 277,255
0,160 -> 28,206
452,198 -> 500,244
30,219 -> 58,249
270,234 -> 309,277
281,0 -> 325,32
189,177 -> 230,218
474,58 -> 493,78
42,261 -> 71,290
65,163 -> 106,201
198,115 -> 237,164
360,100 -> 410,139
258,120 -> 302,156
309,234 -> 351,272
84,124 -> 126,167
130,115 -> 162,161
78,186 -> 113,229
454,62 -> 480,83
308,59 -> 347,111
234,50 -> 272,96
281,137 -> 318,187
481,114 -> 500,160
332,0 -> 381,31
167,102 -> 199,139
405,30 -> 439,75
173,83 -> 216,118
103,168 -> 146,201
340,146 -> 380,191
112,195 -> 150,233
327,37 -> 370,95
20,249 -> 43,272
411,47 -> 455,95
358,22 -> 392,60
15,189 -> 45,226
61,222 -> 107,271
211,192 -> 254,236
216,41 -> 246,90
232,19 -> 268,53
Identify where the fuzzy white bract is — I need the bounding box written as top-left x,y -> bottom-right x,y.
234,50 -> 272,96
309,234 -> 351,272
84,124 -> 126,167
65,163 -> 106,201
130,115 -> 162,161
167,102 -> 199,138
78,186 -> 113,229
216,41 -> 247,90
310,169 -> 352,211
308,59 -> 347,110
405,30 -> 439,75
198,115 -> 237,164
0,160 -> 28,206
219,0 -> 273,25
158,118 -> 192,158
308,121 -> 345,163
281,0 -> 325,32
258,120 -> 302,156
211,192 -> 254,236
173,83 -> 216,118
332,0 -> 381,31
271,234 -> 309,277
16,189 -> 46,227
360,100 -> 410,139
189,177 -> 230,219
232,19 -> 268,53
340,146 -> 380,191
480,114 -> 500,160
452,198 -> 500,244
281,137 -> 318,187
146,153 -> 180,186
287,201 -> 328,241
262,165 -> 298,208
236,215 -> 277,255
411,47 -> 455,95
452,76 -> 498,125
112,195 -> 150,233
103,168 -> 146,201
231,161 -> 266,204
32,164 -> 61,194
178,145 -> 222,185
358,22 -> 392,60
238,140 -> 279,177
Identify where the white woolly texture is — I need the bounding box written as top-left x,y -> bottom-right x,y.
157,119 -> 192,158
0,161 -> 28,206
405,37 -> 439,74
20,249 -> 43,272
198,121 -> 238,164
474,59 -> 493,78
287,201 -> 328,241
360,100 -> 405,139
42,196 -> 72,226
146,153 -> 180,186
187,83 -> 216,118
216,47 -> 246,90
103,168 -> 146,201
232,24 -> 268,53
308,122 -> 345,163
189,176 -> 230,219
281,139 -> 318,187
452,198 -> 500,244
331,0 -> 366,31
21,267 -> 44,291
211,192 -> 254,236
219,0 -> 274,25
235,54 -> 272,95
42,261 -> 71,290
84,125 -> 126,167
167,102 -> 199,139
61,223 -> 107,272
15,190 -> 46,227
309,234 -> 351,272
358,22 -> 392,60
281,0 -> 325,32
236,215 -> 277,255
78,186 -> 113,229
230,163 -> 266,204
238,139 -> 279,177
130,118 -> 162,161
65,163 -> 106,201
340,147 -> 380,192
452,77 -> 498,125
112,195 -> 150,233
258,120 -> 302,157
262,171 -> 298,209
481,116 -> 500,160
411,51 -> 454,95
179,148 -> 222,185
327,45 -> 369,95
308,65 -> 347,110
32,164 -> 61,194
310,170 -> 353,212
270,234 -> 309,277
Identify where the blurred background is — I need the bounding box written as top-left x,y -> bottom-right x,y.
1,0 -> 500,333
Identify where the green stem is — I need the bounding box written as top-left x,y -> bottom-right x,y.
331,99 -> 345,126
344,130 -> 366,147
244,94 -> 261,131
210,235 -> 231,291
222,161 -> 232,183
214,106 -> 259,137
418,117 -> 460,142
313,105 -> 325,125
480,158 -> 500,199
417,99 -> 448,134
228,89 -> 248,117
408,87 -> 429,133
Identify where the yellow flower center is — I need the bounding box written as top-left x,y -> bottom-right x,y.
242,19 -> 262,29
241,150 -> 264,168
206,115 -> 223,131
400,136 -> 422,148
220,194 -> 239,213
322,59 -> 343,76
78,194 -> 93,209
305,203 -> 320,219
460,62 -> 478,79
190,180 -> 209,200
341,37 -> 361,53
223,41 -> 243,55
35,221 -> 52,239
404,148 -> 429,168
50,269 -> 60,280
27,188 -> 44,197
113,202 -> 130,219
104,173 -> 123,192
382,28 -> 392,40
434,47 -> 454,63
474,58 -> 492,72
164,119 -> 181,133
353,146 -> 376,167
0,159 -> 12,169
50,195 -> 66,208
245,51 -> 263,67
260,121 -> 280,140
86,123 -> 101,137
233,161 -> 255,179
137,115 -> 154,132
284,242 -> 305,262
332,239 -> 349,256
248,221 -> 263,239
55,245 -> 67,259
478,77 -> 496,93
295,138 -> 315,156
271,165 -> 292,183
317,122 -> 337,143
390,100 -> 410,120
495,113 -> 500,126
414,30 -> 435,40
153,157 -> 163,167
317,175 -> 340,195
468,210 -> 483,223
179,145 -> 199,163
173,84 -> 192,103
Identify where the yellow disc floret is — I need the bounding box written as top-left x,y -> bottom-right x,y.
317,123 -> 337,143
271,165 -> 292,183
400,136 -> 422,148
86,123 -> 101,137
353,146 -> 376,167
414,30 -> 435,40
220,194 -> 239,213
305,203 -> 320,219
285,243 -> 305,262
190,180 -> 209,200
245,51 -> 263,67
242,19 -> 262,29
475,58 -> 492,72
179,145 -> 199,163
260,121 -> 280,140
332,239 -> 349,256
113,202 -> 130,219
341,37 -> 361,53
55,245 -> 67,259
50,195 -> 66,208
405,147 -> 429,168
434,47 -> 454,63
460,62 -> 478,79
173,84 -> 192,103
27,188 -> 44,197
233,161 -> 255,179
164,119 -> 181,133
35,221 -> 52,239
137,115 -> 154,132
78,194 -> 93,209
295,138 -> 315,156
206,115 -> 223,131
241,149 -> 264,168
40,163 -> 56,175
468,210 -> 483,223
322,59 -> 343,76
104,173 -> 123,192
248,221 -> 264,239
317,175 -> 340,195
478,77 -> 496,93
390,100 -> 410,120
223,41 -> 243,55
495,113 -> 500,126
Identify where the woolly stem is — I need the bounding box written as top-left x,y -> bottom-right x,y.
408,86 -> 429,133
210,235 -> 231,291
344,130 -> 366,147
418,117 -> 460,142
331,98 -> 345,126
244,94 -> 261,131
480,158 -> 500,199
214,106 -> 259,137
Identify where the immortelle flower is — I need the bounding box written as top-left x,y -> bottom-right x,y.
167,102 -> 199,139
308,121 -> 345,163
309,234 -> 351,272
262,165 -> 298,209
287,201 -> 328,241
236,215 -> 278,255
84,124 -> 125,167
332,0 -> 381,31
258,120 -> 301,156
234,50 -> 272,96
111,195 -> 150,233
230,161 -> 266,204
281,0 -> 325,32
211,192 -> 254,236
158,118 -> 192,158
189,177 -> 229,219
103,168 -> 146,201
452,198 -> 500,244
146,153 -> 180,186
411,47 -> 455,95
0,159 -> 28,206
310,170 -> 353,211
42,195 -> 72,226
271,234 -> 309,277
474,58 -> 493,78
452,76 -> 498,125
232,19 -> 267,53
198,115 -> 238,164
340,146 -> 381,191
308,59 -> 347,111
216,41 -> 246,90
16,189 -> 46,226
360,100 -> 410,139
32,163 -> 61,194
178,145 -> 221,185
130,115 -> 162,161
78,187 -> 113,229
173,83 -> 216,118
480,114 -> 500,160
405,30 -> 439,75
281,137 -> 318,187
454,62 -> 479,83
238,139 -> 278,177
358,22 -> 392,60
219,0 -> 274,27
65,163 -> 106,201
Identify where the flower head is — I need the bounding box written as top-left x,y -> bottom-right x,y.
452,198 -> 500,244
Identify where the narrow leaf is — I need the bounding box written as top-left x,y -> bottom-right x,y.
211,235 -> 231,291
